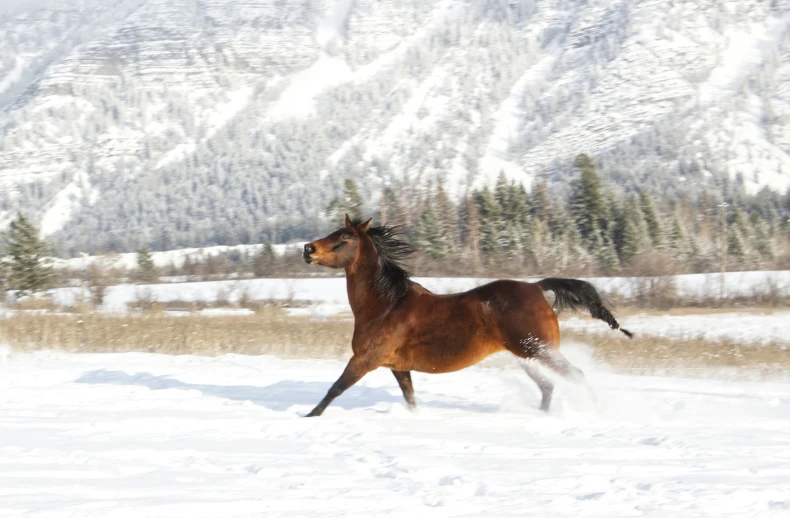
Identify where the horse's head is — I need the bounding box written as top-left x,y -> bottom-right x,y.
303,214 -> 373,269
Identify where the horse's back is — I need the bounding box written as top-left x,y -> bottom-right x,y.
468,280 -> 560,349
407,279 -> 554,326
465,279 -> 546,302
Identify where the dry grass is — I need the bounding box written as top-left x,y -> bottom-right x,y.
0,307 -> 352,361
561,330 -> 790,378
2,309 -> 788,379
14,297 -> 54,311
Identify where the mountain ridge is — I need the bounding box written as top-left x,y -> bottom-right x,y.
0,0 -> 788,253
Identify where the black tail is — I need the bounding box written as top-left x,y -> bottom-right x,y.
537,278 -> 633,339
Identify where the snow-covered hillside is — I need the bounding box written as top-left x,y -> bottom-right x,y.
1,0 -> 788,251
1,350 -> 790,517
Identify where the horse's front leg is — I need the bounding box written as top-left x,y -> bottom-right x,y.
306,353 -> 382,417
391,370 -> 416,409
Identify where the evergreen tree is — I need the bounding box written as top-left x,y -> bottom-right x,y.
599,238 -> 621,275
435,182 -> 459,255
379,186 -> 403,226
414,201 -> 445,260
618,195 -> 650,263
505,180 -> 531,226
182,255 -> 198,278
639,191 -> 663,248
530,177 -> 552,224
326,179 -> 365,223
727,207 -> 750,264
2,213 -> 54,294
505,180 -> 532,256
727,225 -> 747,265
669,213 -> 691,261
569,153 -> 606,243
494,172 -> 509,212
526,217 -> 549,270
560,216 -> 591,273
253,241 -> 276,277
589,220 -> 619,274
460,195 -> 481,265
601,191 -> 620,243
751,215 -> 774,262
136,246 -> 158,283
475,187 -> 502,255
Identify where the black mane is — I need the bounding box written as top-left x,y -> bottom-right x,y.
352,219 -> 416,305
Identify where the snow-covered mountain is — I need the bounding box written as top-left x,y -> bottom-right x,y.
1,0 -> 789,252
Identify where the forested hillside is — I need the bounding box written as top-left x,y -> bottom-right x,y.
0,0 -> 788,255
328,155 -> 790,277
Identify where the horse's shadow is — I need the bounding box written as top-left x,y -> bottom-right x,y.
74,369 -> 500,414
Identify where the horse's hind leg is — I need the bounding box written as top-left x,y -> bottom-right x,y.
536,347 -> 601,410
391,370 -> 416,409
536,347 -> 585,383
520,360 -> 554,412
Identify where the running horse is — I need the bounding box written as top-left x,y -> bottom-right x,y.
302,215 -> 632,417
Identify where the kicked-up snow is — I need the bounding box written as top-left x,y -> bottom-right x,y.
2,348 -> 790,517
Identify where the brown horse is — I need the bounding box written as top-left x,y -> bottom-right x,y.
302,215 -> 632,417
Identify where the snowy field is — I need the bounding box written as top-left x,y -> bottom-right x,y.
2,348 -> 790,517
562,310 -> 790,345
41,270 -> 790,313
50,243 -> 303,271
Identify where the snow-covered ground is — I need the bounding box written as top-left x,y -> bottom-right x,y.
562,310 -> 790,345
42,270 -> 790,314
49,242 -> 303,271
2,349 -> 790,517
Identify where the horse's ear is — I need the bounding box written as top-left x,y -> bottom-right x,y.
344,213 -> 352,227
358,218 -> 372,234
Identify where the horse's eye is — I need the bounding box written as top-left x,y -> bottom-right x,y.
341,234 -> 351,240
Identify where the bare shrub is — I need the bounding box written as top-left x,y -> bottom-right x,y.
132,286 -> 158,311
749,274 -> 790,307
622,252 -> 680,309
214,284 -> 234,307
14,295 -> 53,311
234,282 -> 260,309
776,250 -> 790,270
84,262 -> 114,309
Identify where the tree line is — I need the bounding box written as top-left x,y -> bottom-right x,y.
330,153 -> 790,278
3,152 -> 790,298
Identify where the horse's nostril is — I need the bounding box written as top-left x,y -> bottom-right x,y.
304,243 -> 316,254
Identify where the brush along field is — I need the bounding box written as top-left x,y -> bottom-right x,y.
2,305 -> 788,377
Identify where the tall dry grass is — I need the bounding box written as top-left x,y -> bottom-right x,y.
561,330 -> 790,378
0,308 -> 351,360
2,308 -> 789,378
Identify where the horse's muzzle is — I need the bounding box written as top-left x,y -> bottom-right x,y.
303,243 -> 316,264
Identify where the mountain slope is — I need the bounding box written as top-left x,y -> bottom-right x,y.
0,0 -> 788,252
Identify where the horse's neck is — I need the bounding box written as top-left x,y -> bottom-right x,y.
345,244 -> 385,319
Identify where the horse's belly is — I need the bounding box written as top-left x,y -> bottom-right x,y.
384,338 -> 505,374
